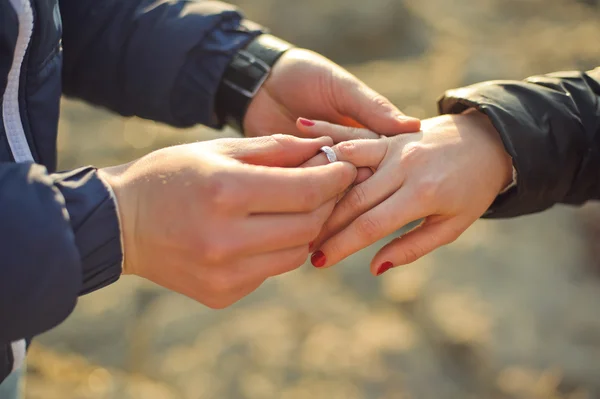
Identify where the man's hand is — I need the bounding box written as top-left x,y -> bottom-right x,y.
243,48 -> 420,141
298,111 -> 514,275
98,135 -> 356,308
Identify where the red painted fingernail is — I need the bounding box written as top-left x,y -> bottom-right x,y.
311,251 -> 326,268
376,261 -> 394,276
299,118 -> 315,127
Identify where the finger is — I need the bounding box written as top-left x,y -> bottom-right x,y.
242,161 -> 356,213
370,217 -> 466,276
299,152 -> 329,168
195,245 -> 309,309
355,167 -> 373,184
310,188 -> 429,269
297,122 -> 390,166
234,197 -> 336,256
233,244 -> 310,279
216,134 -> 334,167
311,163 -> 402,249
332,138 -> 390,167
334,79 -> 421,135
299,153 -> 373,185
223,245 -> 310,306
297,118 -> 382,143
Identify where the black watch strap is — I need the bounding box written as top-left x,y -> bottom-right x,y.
215,34 -> 293,133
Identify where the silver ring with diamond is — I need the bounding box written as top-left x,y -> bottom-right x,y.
320,146 -> 337,163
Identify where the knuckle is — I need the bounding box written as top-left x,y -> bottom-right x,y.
371,93 -> 393,109
206,174 -> 240,211
402,244 -> 424,264
412,179 -> 440,203
335,141 -> 358,159
400,142 -> 425,166
346,185 -> 368,213
324,238 -> 344,261
269,134 -> 296,149
355,214 -> 382,241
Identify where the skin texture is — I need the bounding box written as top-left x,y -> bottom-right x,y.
297,110 -> 514,275
243,48 -> 421,139
98,49 -> 425,309
99,135 -> 357,309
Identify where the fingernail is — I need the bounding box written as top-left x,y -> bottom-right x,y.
308,241 -> 314,251
299,118 -> 315,127
311,251 -> 326,268
376,261 -> 394,276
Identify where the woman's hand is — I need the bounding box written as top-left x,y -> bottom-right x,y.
99,135 -> 356,309
298,111 -> 514,275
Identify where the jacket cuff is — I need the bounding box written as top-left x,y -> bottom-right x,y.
52,167 -> 123,295
171,19 -> 266,129
437,82 -> 585,218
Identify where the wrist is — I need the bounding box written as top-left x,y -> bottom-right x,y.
460,109 -> 515,194
215,34 -> 294,133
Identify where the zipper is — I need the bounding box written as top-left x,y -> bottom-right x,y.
3,0 -> 34,163
4,0 -> 34,374
9,340 -> 25,373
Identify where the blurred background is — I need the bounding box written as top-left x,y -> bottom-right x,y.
24,0 -> 600,398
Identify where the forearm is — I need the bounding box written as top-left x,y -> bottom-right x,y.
438,67 -> 600,217
59,0 -> 266,127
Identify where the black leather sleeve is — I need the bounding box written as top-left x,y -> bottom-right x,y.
0,344 -> 12,384
438,67 -> 600,218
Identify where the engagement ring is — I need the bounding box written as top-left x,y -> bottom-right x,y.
320,146 -> 337,163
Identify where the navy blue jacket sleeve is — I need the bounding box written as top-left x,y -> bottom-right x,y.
58,0 -> 266,128
0,163 -> 122,380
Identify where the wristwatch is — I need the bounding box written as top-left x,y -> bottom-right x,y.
215,34 -> 293,133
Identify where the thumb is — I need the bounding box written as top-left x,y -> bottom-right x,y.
217,134 -> 334,167
336,79 -> 421,135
